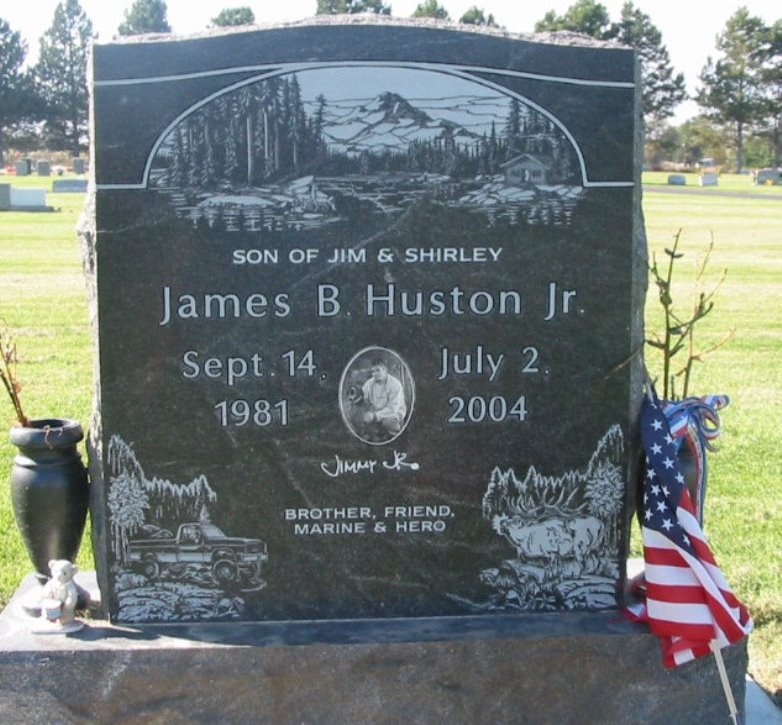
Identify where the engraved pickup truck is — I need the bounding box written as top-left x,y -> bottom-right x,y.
126,522 -> 267,590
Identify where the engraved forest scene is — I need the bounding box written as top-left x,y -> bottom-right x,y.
468,425 -> 625,612
149,67 -> 585,234
106,435 -> 268,622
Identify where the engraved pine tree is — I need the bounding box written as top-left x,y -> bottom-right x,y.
107,435 -> 219,559
584,426 -> 625,555
107,469 -> 149,562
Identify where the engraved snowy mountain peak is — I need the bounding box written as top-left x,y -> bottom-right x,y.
368,91 -> 432,125
322,90 -> 481,154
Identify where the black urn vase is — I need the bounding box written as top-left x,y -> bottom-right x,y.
9,418 -> 89,583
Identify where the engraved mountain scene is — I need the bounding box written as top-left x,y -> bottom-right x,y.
320,90 -> 482,154
148,66 -> 585,233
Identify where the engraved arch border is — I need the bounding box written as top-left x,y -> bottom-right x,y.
133,61 -> 631,191
339,345 -> 416,447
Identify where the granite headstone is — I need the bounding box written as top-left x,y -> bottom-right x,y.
53,179 -> 88,193
36,160 -> 51,176
0,184 -> 10,211
755,168 -> 781,185
87,19 -> 644,624
14,160 -> 29,177
10,187 -> 46,209
73,157 -> 86,175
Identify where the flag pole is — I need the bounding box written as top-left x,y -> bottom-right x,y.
709,640 -> 740,725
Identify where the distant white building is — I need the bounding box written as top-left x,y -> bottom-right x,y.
502,154 -> 551,186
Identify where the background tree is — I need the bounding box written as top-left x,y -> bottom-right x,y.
459,7 -> 498,27
0,19 -> 40,164
758,19 -> 781,166
697,8 -> 768,172
743,133 -> 777,168
211,7 -> 255,27
642,118 -> 732,169
537,2 -> 686,138
118,0 -> 171,36
316,0 -> 391,14
412,0 -> 449,20
535,0 -> 615,40
35,0 -> 94,157
677,116 -> 732,167
614,2 -> 686,132
644,124 -> 682,168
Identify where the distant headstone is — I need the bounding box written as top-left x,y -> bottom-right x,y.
700,172 -> 719,187
755,169 -> 781,185
72,157 -> 86,174
667,174 -> 686,185
10,187 -> 46,209
87,20 -> 643,626
14,160 -> 29,177
53,179 -> 88,193
0,184 -> 10,211
36,160 -> 51,176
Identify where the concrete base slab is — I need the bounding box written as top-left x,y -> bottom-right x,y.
0,572 -> 748,724
746,677 -> 782,724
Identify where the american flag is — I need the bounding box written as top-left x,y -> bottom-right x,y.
635,390 -> 752,668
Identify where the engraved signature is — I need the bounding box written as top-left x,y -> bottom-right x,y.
320,450 -> 419,478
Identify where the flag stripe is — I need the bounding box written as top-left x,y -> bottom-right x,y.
643,543 -> 690,566
644,563 -> 700,587
646,599 -> 718,625
645,582 -> 709,604
671,642 -> 712,666
648,618 -> 716,640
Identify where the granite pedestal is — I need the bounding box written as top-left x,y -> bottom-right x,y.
0,572 -> 747,724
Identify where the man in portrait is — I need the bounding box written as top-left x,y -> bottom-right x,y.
359,359 -> 407,441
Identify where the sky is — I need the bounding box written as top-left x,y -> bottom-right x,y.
3,0 -> 780,123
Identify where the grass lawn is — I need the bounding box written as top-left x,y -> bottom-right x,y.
0,175 -> 94,594
641,185 -> 781,703
0,173 -> 780,703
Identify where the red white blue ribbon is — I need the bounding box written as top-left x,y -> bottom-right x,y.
664,395 -> 729,452
662,395 -> 729,523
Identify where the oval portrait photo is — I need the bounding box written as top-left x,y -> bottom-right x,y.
339,347 -> 415,446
